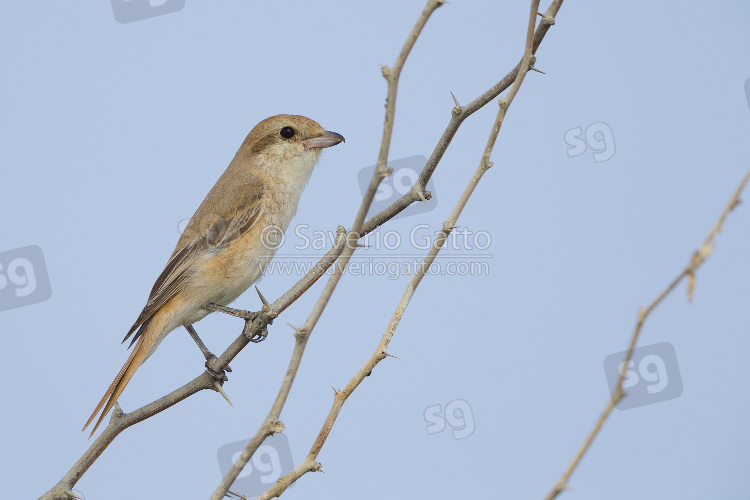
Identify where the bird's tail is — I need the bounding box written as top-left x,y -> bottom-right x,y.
82,323 -> 159,438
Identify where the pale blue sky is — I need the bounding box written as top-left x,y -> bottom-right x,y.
2,1 -> 749,499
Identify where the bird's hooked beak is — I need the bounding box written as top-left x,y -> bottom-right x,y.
303,130 -> 345,150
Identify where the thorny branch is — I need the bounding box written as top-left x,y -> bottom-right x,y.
251,0 -> 545,498
39,1 -> 565,498
543,168 -> 750,500
210,1 -> 446,497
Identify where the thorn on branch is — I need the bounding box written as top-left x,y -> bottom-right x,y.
213,381 -> 234,407
450,91 -> 462,114
345,230 -> 361,251
377,165 -> 394,179
412,185 -> 431,203
255,286 -> 270,308
112,401 -> 124,419
442,221 -> 457,232
553,480 -> 569,495
529,66 -> 545,74
288,323 -> 308,341
54,490 -> 85,500
637,307 -> 647,323
482,155 -> 494,171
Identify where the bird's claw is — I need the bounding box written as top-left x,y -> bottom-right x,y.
246,328 -> 268,343
242,311 -> 272,343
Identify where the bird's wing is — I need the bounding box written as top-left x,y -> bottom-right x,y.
122,179 -> 265,345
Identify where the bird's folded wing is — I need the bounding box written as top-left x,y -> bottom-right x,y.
122,180 -> 265,345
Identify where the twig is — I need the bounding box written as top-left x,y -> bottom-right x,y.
38,228 -> 348,500
252,1 -> 545,498
209,1 -> 446,498
543,167 -> 750,500
361,0 -> 563,232
39,0 -> 566,497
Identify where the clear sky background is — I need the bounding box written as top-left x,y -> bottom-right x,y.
2,1 -> 749,499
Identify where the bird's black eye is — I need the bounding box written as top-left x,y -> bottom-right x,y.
280,126 -> 295,139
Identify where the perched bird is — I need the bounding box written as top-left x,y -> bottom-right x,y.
83,114 -> 344,436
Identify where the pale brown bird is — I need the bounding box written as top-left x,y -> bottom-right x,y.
83,114 -> 344,436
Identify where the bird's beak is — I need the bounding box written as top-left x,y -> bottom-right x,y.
303,130 -> 345,150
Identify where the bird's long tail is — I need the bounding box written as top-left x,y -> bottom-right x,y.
82,323 -> 159,438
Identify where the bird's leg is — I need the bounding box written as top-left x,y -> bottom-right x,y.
185,324 -> 214,359
184,324 -> 232,380
204,300 -> 272,343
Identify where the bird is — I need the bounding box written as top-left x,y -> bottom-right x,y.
83,114 -> 345,436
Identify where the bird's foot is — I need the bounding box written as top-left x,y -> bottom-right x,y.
243,311 -> 272,343
237,310 -> 273,343
205,356 -> 231,381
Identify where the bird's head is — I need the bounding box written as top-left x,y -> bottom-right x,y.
232,114 -> 344,193
242,114 -> 344,162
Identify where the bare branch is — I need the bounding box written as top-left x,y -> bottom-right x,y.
544,167 -> 750,500
209,1 -> 446,498
40,1 -> 566,497
38,228 -> 348,500
252,1 -> 547,498
361,0 -> 564,232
